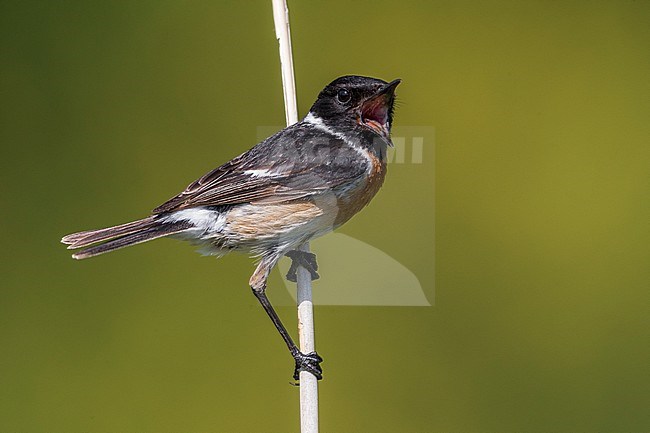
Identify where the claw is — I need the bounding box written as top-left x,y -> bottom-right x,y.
293,351 -> 323,381
285,250 -> 320,282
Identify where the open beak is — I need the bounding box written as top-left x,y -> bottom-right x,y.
359,79 -> 401,141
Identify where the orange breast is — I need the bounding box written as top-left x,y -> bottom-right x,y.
334,150 -> 387,227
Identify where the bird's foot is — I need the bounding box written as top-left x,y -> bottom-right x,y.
285,250 -> 319,282
292,350 -> 323,381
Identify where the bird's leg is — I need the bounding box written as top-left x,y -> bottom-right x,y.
251,287 -> 323,381
285,250 -> 320,282
250,258 -> 323,381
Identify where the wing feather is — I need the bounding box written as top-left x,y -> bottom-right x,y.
153,122 -> 367,214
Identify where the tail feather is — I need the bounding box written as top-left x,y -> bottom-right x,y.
63,218 -> 194,260
70,221 -> 193,260
62,217 -> 158,248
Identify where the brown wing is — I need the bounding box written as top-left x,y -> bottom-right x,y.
152,124 -> 368,214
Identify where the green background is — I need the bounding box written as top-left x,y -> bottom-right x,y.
1,1 -> 649,432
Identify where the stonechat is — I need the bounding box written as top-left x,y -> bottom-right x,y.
62,75 -> 400,380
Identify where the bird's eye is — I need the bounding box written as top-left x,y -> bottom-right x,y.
336,89 -> 351,104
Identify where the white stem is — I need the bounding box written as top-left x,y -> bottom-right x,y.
296,242 -> 318,433
271,1 -> 319,433
272,0 -> 299,126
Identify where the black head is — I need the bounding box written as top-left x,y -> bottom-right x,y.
308,75 -> 401,139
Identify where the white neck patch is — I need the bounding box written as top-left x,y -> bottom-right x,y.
303,112 -> 373,170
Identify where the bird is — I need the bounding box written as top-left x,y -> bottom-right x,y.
62,75 -> 400,381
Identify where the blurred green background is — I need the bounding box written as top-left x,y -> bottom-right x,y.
1,1 -> 649,432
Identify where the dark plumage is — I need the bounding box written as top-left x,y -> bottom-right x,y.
62,75 -> 400,381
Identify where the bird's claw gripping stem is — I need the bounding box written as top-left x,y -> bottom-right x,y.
292,350 -> 323,381
285,250 -> 320,282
